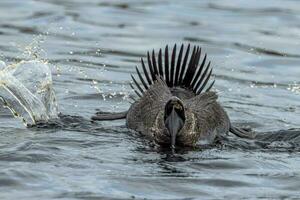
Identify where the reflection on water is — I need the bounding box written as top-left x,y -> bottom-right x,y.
0,0 -> 300,199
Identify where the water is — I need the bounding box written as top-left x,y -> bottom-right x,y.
0,0 -> 300,199
0,60 -> 58,125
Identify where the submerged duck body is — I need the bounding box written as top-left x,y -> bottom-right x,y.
92,44 -> 254,148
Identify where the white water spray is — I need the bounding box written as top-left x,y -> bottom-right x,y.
0,60 -> 58,126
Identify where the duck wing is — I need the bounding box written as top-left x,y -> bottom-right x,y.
186,92 -> 256,139
185,91 -> 231,135
126,78 -> 172,134
185,91 -> 218,109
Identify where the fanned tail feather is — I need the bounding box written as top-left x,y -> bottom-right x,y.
130,44 -> 214,99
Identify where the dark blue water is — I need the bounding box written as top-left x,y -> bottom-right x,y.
0,0 -> 300,199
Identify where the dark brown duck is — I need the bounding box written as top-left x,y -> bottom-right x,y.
92,44 -> 254,148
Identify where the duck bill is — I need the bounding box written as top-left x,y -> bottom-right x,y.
165,108 -> 184,149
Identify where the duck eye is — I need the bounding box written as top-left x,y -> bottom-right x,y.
174,103 -> 182,110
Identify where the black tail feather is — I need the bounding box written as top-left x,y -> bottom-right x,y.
197,67 -> 212,95
194,61 -> 211,94
170,44 -> 176,87
131,75 -> 144,94
130,82 -> 142,97
178,44 -> 190,85
147,51 -> 156,81
183,46 -> 198,88
191,53 -> 207,88
131,44 -> 214,98
135,66 -> 148,90
129,95 -> 136,102
205,80 -> 215,92
174,44 -> 183,86
164,45 -> 170,85
190,48 -> 202,87
141,58 -> 152,85
157,49 -> 163,77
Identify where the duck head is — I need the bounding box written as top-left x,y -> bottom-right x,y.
164,97 -> 186,149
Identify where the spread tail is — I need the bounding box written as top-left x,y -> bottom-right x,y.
130,44 -> 215,98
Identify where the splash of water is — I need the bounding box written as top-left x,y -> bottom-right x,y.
0,60 -> 58,126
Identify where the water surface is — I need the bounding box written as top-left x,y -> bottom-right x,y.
0,0 -> 300,199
